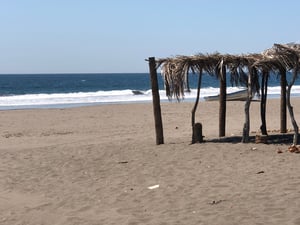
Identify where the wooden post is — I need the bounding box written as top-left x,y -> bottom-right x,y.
260,70 -> 268,135
193,123 -> 204,143
287,66 -> 299,145
242,68 -> 253,143
219,64 -> 226,137
280,68 -> 287,133
191,69 -> 203,143
148,57 -> 164,145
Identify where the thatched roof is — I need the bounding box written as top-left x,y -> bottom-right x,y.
157,43 -> 300,100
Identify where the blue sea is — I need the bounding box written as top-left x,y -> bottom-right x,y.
1,73 -> 300,110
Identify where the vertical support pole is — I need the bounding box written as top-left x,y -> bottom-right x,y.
191,69 -> 203,143
148,57 -> 164,145
242,68 -> 253,143
219,64 -> 226,137
260,70 -> 268,135
287,66 -> 299,145
280,68 -> 287,133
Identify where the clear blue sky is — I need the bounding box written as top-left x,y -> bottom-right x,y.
1,0 -> 300,73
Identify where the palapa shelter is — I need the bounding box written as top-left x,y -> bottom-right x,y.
147,43 -> 300,145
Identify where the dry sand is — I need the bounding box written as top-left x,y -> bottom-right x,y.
1,99 -> 300,225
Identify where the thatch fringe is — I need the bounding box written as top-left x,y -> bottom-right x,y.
158,43 -> 300,101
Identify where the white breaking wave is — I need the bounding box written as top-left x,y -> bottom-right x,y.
1,86 -> 300,109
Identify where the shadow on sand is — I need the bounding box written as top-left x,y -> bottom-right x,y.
207,133 -> 294,145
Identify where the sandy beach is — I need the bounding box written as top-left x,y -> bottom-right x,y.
1,98 -> 300,225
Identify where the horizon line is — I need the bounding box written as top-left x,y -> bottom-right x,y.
0,72 -> 150,75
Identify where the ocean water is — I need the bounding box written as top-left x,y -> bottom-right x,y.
0,73 -> 300,110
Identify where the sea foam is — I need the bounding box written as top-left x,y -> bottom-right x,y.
1,86 -> 300,110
